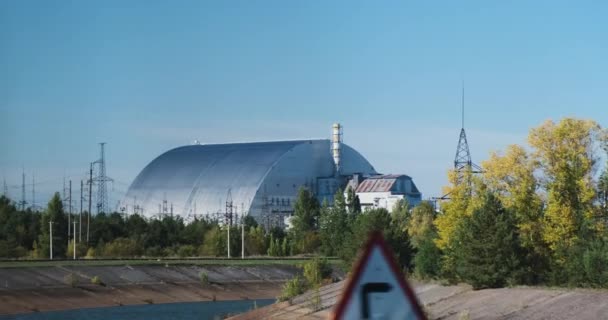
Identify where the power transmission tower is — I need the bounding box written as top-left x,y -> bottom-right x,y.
225,189 -> 234,258
454,84 -> 482,184
225,189 -> 234,227
432,83 -> 482,204
2,178 -> 8,198
80,180 -> 83,242
93,143 -> 113,214
19,169 -> 27,211
31,173 -> 36,211
87,163 -> 93,243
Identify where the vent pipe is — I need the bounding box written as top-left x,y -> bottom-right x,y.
331,123 -> 343,176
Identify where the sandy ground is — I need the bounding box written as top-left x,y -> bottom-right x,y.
229,280 -> 608,320
0,265 -> 300,315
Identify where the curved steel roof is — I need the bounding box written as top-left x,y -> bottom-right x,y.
123,139 -> 376,217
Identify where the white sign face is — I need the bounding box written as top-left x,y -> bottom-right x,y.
333,233 -> 425,320
342,246 -> 418,319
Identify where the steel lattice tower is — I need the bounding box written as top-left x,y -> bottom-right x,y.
225,189 -> 234,226
454,85 -> 482,184
93,143 -> 113,214
2,178 -> 7,197
19,170 -> 27,211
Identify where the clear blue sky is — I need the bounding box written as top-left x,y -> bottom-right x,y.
1,1 -> 606,209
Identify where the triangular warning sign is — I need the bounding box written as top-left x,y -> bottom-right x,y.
332,231 -> 426,320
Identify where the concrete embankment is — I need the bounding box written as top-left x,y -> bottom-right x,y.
231,280 -> 608,320
0,264 -> 301,315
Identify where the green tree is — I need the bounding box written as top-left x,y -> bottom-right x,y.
346,186 -> 361,214
199,225 -> 224,256
413,229 -> 442,279
38,193 -> 68,258
407,202 -> 435,248
453,192 -> 522,289
246,225 -> 267,255
319,191 -> 349,256
529,119 -> 604,254
291,187 -> 320,234
339,208 -> 413,271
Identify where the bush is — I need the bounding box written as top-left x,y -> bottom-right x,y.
145,246 -> 164,257
66,240 -> 88,258
91,275 -> 104,286
278,275 -> 306,302
102,238 -> 143,258
303,257 -> 332,287
64,273 -> 79,287
199,271 -> 209,285
178,245 -> 197,258
85,247 -> 96,259
582,239 -> 608,287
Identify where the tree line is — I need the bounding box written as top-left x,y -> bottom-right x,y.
2,117 -> 608,290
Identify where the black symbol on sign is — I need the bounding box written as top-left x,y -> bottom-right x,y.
361,282 -> 393,318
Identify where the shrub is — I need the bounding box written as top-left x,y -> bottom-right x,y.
102,238 -> 143,258
278,276 -> 306,302
199,271 -> 209,285
308,286 -> 322,311
178,245 -> 197,258
145,246 -> 164,257
66,240 -> 88,258
64,273 -> 79,287
91,276 -> 104,286
582,239 -> 608,287
85,247 -> 96,259
303,257 -> 332,287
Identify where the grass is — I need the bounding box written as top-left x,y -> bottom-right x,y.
0,257 -> 341,268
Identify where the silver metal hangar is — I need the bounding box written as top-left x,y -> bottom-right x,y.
122,125 -> 376,224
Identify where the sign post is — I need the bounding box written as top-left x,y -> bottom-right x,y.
332,231 -> 426,320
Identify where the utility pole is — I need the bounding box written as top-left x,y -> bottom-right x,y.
68,180 -> 72,241
49,220 -> 53,260
241,203 -> 245,259
31,173 -> 35,211
226,189 -> 234,258
80,180 -> 83,242
73,221 -> 77,260
87,163 -> 93,243
20,169 -> 27,211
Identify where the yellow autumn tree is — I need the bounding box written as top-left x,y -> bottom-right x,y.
482,144 -> 544,252
528,118 -> 604,254
434,168 -> 477,250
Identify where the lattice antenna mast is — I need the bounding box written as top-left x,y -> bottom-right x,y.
93,143 -> 113,214
454,84 -> 482,184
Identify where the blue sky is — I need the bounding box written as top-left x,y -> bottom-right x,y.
1,1 -> 606,209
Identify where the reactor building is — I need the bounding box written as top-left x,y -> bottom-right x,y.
121,124 -> 422,226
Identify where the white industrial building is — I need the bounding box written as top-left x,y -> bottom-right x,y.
346,174 -> 422,212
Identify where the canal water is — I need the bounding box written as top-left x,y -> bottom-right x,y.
0,299 -> 274,320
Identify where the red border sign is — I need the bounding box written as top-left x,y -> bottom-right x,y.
332,231 -> 427,319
